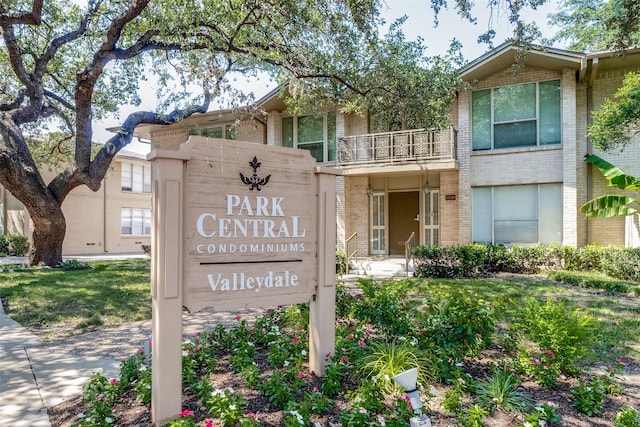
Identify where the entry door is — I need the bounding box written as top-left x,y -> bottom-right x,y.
424,190 -> 440,246
388,191 -> 420,255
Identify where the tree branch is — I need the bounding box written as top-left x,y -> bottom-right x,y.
0,0 -> 43,26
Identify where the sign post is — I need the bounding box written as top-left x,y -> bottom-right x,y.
149,137 -> 337,424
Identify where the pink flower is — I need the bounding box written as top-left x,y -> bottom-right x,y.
148,339 -> 152,346
292,339 -> 299,345
358,340 -> 365,347
346,334 -> 354,339
325,352 -> 332,358
546,350 -> 555,357
235,315 -> 241,321
298,372 -> 306,378
179,409 -> 194,417
531,358 -> 541,365
245,412 -> 257,419
196,331 -> 201,336
109,378 -> 117,385
205,419 -> 214,427
342,355 -> 349,362
313,386 -> 319,392
619,359 -> 627,366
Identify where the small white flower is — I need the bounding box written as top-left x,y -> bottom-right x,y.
523,422 -> 532,427
105,417 -> 114,424
301,350 -> 307,356
539,420 -> 547,427
284,360 -> 290,367
182,350 -> 188,357
229,404 -> 237,411
76,413 -> 86,419
139,365 -> 147,372
228,387 -> 235,394
429,386 -> 438,396
455,362 -> 464,367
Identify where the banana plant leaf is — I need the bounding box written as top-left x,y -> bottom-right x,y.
585,154 -> 640,191
580,195 -> 640,219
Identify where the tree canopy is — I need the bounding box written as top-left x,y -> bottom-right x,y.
0,0 -> 466,266
549,0 -> 640,51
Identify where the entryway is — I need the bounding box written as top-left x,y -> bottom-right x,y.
388,191 -> 420,255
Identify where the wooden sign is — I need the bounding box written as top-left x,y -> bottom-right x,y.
182,140 -> 317,312
148,137 -> 337,424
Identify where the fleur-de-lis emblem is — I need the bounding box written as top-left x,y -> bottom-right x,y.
240,156 -> 271,191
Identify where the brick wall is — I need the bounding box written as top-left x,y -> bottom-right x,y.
439,170 -> 459,245
588,68 -> 640,246
344,176 -> 370,257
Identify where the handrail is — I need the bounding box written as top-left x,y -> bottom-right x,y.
346,232 -> 358,272
404,232 -> 416,277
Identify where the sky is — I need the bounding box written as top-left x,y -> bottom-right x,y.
97,0 -> 564,153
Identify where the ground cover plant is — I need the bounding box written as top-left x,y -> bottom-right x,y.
40,271 -> 640,426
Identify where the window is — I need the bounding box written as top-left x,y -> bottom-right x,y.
121,208 -> 151,236
189,125 -> 236,140
282,111 -> 336,163
121,163 -> 151,193
472,80 -> 561,150
472,184 -> 562,245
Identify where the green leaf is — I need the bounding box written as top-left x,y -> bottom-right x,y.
580,194 -> 640,219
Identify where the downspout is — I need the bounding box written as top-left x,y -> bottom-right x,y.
585,57 -> 599,244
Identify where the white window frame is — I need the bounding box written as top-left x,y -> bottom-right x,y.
472,79 -> 561,151
121,208 -> 151,236
472,184 -> 562,245
282,111 -> 336,163
121,162 -> 151,193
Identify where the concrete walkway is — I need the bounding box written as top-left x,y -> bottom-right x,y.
0,302 -> 120,426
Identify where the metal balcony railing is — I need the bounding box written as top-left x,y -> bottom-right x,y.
336,128 -> 457,166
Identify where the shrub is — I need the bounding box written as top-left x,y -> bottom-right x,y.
418,287 -> 495,357
412,244 -> 493,278
351,278 -> 412,335
0,234 -> 29,256
601,248 -> 640,282
513,298 -> 597,374
336,250 -> 348,275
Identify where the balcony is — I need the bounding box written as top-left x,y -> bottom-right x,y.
336,128 -> 457,167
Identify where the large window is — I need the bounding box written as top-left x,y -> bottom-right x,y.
282,111 -> 336,163
472,80 -> 561,150
121,208 -> 151,236
121,163 -> 151,193
472,184 -> 562,245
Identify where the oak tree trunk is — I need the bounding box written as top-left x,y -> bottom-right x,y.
28,206 -> 66,267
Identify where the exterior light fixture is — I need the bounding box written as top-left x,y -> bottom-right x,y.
423,182 -> 431,195
366,185 -> 374,197
393,368 -> 432,427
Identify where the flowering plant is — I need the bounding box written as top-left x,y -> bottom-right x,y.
571,375 -> 606,416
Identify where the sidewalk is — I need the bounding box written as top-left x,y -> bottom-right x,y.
0,303 -> 120,427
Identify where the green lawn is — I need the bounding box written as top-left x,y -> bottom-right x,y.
0,258 -> 151,339
1,259 -> 639,366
